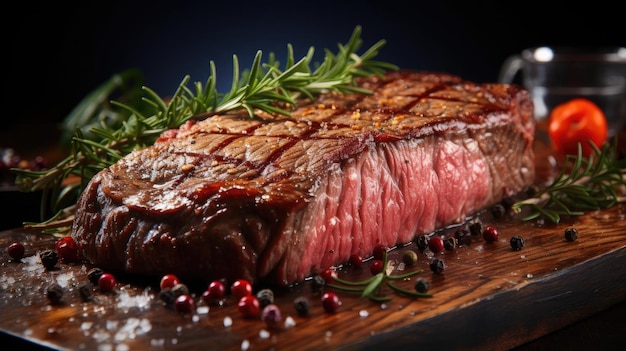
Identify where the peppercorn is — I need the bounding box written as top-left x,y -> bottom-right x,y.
414,278 -> 430,293
261,304 -> 282,328
39,250 -> 59,270
7,242 -> 25,261
510,235 -> 525,251
171,283 -> 189,298
158,288 -> 177,305
491,203 -> 506,219
564,227 -> 578,242
500,197 -> 515,211
46,283 -> 64,304
311,274 -> 326,295
454,228 -> 472,246
78,283 -> 93,302
402,250 -> 418,266
256,288 -> 275,308
87,267 -> 104,285
294,296 -> 311,316
429,257 -> 445,274
444,237 -> 458,251
468,219 -> 483,236
415,235 -> 429,252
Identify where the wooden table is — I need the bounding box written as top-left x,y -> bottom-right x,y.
1,125 -> 625,351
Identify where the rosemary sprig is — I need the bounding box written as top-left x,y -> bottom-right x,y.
12,25 -> 398,230
326,252 -> 433,302
512,141 -> 626,223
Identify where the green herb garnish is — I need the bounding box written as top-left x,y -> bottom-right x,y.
12,25 -> 398,231
326,252 -> 433,302
512,141 -> 626,223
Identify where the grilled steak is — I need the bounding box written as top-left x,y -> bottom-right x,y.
71,71 -> 535,287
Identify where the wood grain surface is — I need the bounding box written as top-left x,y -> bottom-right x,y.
1,126 -> 625,351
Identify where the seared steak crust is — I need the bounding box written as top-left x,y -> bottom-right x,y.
71,71 -> 535,286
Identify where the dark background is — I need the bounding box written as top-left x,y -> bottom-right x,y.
3,0 -> 624,132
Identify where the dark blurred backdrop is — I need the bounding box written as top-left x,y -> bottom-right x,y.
3,0 -> 624,132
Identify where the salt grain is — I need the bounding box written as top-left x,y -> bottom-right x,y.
224,316 -> 233,327
359,310 -> 369,318
259,329 -> 270,339
241,339 -> 250,350
196,306 -> 209,314
284,316 -> 296,328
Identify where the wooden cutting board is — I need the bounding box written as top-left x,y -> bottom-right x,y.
1,126 -> 625,351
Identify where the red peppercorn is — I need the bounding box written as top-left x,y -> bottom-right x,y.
348,254 -> 363,268
321,292 -> 341,313
320,268 -> 337,284
237,295 -> 260,318
428,236 -> 445,253
261,304 -> 282,328
370,259 -> 384,275
55,236 -> 79,263
174,294 -> 196,314
482,226 -> 499,243
98,273 -> 117,292
202,280 -> 226,305
160,274 -> 180,290
231,279 -> 253,299
372,245 -> 388,260
7,242 -> 25,261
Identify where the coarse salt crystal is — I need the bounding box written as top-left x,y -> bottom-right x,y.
259,329 -> 270,339
359,310 -> 369,318
284,316 -> 296,328
241,339 -> 250,350
224,316 -> 233,327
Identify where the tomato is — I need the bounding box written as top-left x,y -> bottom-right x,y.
548,98 -> 608,157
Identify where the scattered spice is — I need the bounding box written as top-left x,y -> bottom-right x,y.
454,228 -> 472,246
7,242 -> 25,261
256,289 -> 275,308
491,203 -> 506,219
469,219 -> 483,236
428,236 -> 445,253
294,296 -> 311,316
482,226 -> 499,243
321,292 -> 341,313
46,283 -> 64,304
78,283 -> 93,302
415,235 -> 429,252
429,257 -> 445,274
87,267 -> 104,285
39,250 -> 58,270
402,250 -> 418,266
171,283 -> 190,298
261,304 -> 283,328
444,237 -> 458,251
565,227 -> 579,242
414,278 -> 430,293
510,235 -> 525,251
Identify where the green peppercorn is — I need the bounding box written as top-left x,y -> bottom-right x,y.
402,250 -> 418,266
414,278 -> 430,293
564,227 -> 578,242
510,235 -> 525,251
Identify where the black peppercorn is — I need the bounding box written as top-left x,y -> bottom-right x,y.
415,235 -> 429,252
87,267 -> 104,285
414,278 -> 430,293
46,283 -> 64,304
491,203 -> 506,219
171,283 -> 189,298
311,274 -> 326,294
294,296 -> 310,316
39,250 -> 58,270
256,288 -> 275,308
500,197 -> 515,211
454,228 -> 472,246
468,219 -> 483,236
78,283 -> 93,302
158,288 -> 177,305
510,235 -> 525,251
429,257 -> 445,274
444,237 -> 458,251
564,227 -> 578,242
